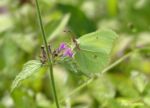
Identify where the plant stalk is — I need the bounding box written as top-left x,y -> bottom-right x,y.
60,51 -> 134,103
35,0 -> 60,108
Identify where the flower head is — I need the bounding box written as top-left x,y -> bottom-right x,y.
56,42 -> 74,58
63,48 -> 73,57
59,43 -> 67,51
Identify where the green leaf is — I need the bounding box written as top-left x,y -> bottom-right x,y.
75,29 -> 118,74
117,98 -> 145,108
11,33 -> 37,53
11,60 -> 44,92
0,14 -> 13,32
131,71 -> 148,93
88,75 -> 116,102
47,14 -> 70,41
143,96 -> 150,106
107,0 -> 118,16
56,4 -> 96,36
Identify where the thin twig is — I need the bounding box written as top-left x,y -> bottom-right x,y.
35,0 -> 60,107
60,51 -> 134,103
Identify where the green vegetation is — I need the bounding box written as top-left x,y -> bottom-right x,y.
0,0 -> 150,108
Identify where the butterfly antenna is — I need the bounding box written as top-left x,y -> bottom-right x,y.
64,30 -> 80,50
64,30 -> 76,39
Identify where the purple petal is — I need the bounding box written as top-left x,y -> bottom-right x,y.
59,43 -> 67,51
63,48 -> 73,57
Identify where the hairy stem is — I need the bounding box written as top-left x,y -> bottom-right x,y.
35,0 -> 60,108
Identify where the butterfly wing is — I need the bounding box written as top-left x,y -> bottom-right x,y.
74,29 -> 118,74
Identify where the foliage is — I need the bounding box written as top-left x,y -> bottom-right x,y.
0,0 -> 150,108
11,60 -> 46,92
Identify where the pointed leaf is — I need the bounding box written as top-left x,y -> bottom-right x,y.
11,33 -> 37,53
131,71 -> 148,93
11,60 -> 44,92
48,14 -> 70,41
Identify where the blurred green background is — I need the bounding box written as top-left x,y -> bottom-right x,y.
0,0 -> 150,108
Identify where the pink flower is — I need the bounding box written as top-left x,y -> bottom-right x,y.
63,48 -> 73,57
59,43 -> 67,51
57,42 -> 74,58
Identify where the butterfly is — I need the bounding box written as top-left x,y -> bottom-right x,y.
73,29 -> 118,75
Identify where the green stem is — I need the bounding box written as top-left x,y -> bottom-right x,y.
35,0 -> 60,108
101,52 -> 132,74
60,51 -> 134,103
